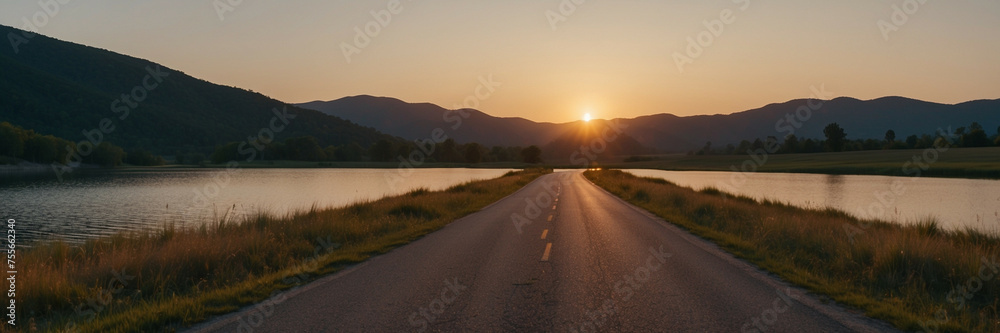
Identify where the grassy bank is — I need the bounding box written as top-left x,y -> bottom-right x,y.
20,168 -> 549,332
585,169 -> 999,332
607,147 -> 1000,179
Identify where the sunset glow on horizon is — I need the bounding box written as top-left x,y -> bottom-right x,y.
2,1 -> 998,123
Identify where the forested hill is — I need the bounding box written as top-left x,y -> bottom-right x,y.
0,24 -> 394,155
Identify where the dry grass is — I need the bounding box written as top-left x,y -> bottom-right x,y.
585,169 -> 1000,332
19,168 -> 549,332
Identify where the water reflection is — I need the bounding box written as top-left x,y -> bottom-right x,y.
625,169 -> 1000,233
823,174 -> 846,209
0,168 -> 513,245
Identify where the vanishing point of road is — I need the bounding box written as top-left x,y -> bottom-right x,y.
189,171 -> 899,332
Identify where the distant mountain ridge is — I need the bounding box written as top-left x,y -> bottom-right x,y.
0,24 -> 394,155
298,96 -> 565,148
3,23 -> 995,160
300,95 -> 1000,153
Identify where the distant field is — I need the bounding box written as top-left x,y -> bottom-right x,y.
607,147 -> 1000,179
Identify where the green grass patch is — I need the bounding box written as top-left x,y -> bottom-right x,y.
20,168 -> 550,332
585,169 -> 1000,332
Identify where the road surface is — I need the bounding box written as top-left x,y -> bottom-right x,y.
189,171 -> 899,332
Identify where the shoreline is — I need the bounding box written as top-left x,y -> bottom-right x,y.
585,169 -> 1000,332
19,168 -> 551,332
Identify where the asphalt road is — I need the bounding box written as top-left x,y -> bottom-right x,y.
189,171 -> 899,333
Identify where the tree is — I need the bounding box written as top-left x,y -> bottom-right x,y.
884,130 -> 896,145
962,128 -> 991,147
89,142 -> 125,167
782,135 -> 799,154
435,139 -> 462,163
0,122 -> 25,158
802,139 -> 819,153
323,146 -> 339,161
490,146 -> 510,162
522,145 -> 542,164
823,123 -> 847,152
463,143 -> 483,164
953,126 -> 967,144
697,141 -> 712,155
126,148 -> 165,166
337,143 -> 364,161
736,140 -> 751,154
210,142 -> 241,164
905,135 -> 918,148
24,135 -> 58,163
285,136 -> 327,161
369,139 -> 394,162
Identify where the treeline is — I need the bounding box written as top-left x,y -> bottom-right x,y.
0,122 -> 164,167
690,121 -> 1000,155
209,136 -> 543,164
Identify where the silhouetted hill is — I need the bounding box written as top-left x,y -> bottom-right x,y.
302,95 -> 1000,153
540,120 -> 656,164
299,96 -> 568,147
0,25 -> 393,154
622,96 -> 1000,152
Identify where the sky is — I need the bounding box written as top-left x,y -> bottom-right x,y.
2,0 -> 999,123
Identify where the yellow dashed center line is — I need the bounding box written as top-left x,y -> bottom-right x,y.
541,229 -> 548,239
547,215 -> 553,222
541,242 -> 552,261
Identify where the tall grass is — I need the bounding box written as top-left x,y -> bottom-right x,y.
585,169 -> 1000,333
20,168 -> 549,332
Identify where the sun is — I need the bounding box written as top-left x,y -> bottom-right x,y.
583,113 -> 592,122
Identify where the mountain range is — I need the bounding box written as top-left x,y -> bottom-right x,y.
2,23 -> 997,161
0,24 -> 393,155
299,95 -> 1000,154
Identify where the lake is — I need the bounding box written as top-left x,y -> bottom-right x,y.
0,168 -> 513,245
625,169 -> 1000,233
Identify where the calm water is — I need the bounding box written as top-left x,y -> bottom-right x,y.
0,168 -> 512,245
625,169 -> 1000,233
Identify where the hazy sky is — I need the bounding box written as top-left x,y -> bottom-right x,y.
2,1 -> 998,123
